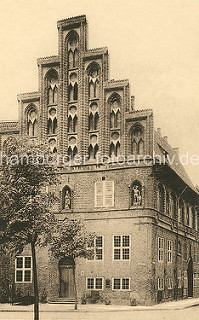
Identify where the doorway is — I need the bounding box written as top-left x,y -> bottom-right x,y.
187,258 -> 193,297
59,259 -> 75,298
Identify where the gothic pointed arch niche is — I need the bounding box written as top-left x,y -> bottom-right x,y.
108,92 -> 122,129
130,122 -> 145,156
26,104 -> 38,137
66,30 -> 79,70
86,62 -> 100,100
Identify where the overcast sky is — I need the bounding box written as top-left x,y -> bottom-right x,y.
0,0 -> 199,185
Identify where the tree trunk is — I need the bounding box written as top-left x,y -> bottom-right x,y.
31,240 -> 39,320
72,263 -> 77,310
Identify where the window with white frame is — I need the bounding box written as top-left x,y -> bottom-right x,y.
88,236 -> 104,260
113,235 -> 130,260
113,278 -> 130,290
15,256 -> 32,283
95,181 -> 114,208
193,273 -> 198,287
167,278 -> 173,290
158,237 -> 164,262
167,240 -> 172,263
86,277 -> 103,290
158,278 -> 164,290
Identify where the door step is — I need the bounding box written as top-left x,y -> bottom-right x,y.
49,298 -> 76,304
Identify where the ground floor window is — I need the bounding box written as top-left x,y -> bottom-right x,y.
158,278 -> 164,290
86,277 -> 103,290
112,278 -> 130,290
167,278 -> 173,290
15,256 -> 32,283
193,273 -> 199,287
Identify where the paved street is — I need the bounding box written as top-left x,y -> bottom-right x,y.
0,307 -> 198,320
0,300 -> 199,320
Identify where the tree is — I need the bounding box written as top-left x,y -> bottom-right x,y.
49,218 -> 94,310
0,137 -> 59,320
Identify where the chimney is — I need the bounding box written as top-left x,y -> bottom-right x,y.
131,96 -> 135,111
157,128 -> 161,135
163,136 -> 168,143
173,147 -> 179,155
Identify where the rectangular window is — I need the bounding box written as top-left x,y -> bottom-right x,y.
88,236 -> 104,261
167,240 -> 172,263
95,181 -> 114,208
113,235 -> 130,260
158,237 -> 164,262
158,278 -> 164,290
86,278 -> 103,290
15,256 -> 32,283
113,278 -> 130,290
193,273 -> 197,287
167,278 -> 173,290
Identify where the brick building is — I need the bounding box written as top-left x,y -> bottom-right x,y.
0,15 -> 199,306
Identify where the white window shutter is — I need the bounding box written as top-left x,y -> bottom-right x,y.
104,181 -> 114,207
95,181 -> 103,207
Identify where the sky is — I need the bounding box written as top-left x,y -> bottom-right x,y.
0,0 -> 199,185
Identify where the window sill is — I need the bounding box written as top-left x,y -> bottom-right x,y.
68,100 -> 78,104
89,98 -> 99,102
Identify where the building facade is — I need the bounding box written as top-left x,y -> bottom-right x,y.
0,15 -> 199,306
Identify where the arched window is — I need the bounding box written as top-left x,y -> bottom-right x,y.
48,108 -> 57,135
158,184 -> 164,213
68,136 -> 78,159
179,199 -> 184,224
88,135 -> 98,159
49,138 -> 57,153
186,204 -> 190,226
192,207 -> 196,229
68,73 -> 78,101
87,62 -> 100,99
27,108 -> 38,137
166,191 -> 170,215
131,181 -> 142,206
130,123 -> 144,156
62,186 -> 72,210
46,70 -> 58,105
89,102 -> 99,132
110,132 -> 120,157
171,192 -> 177,219
67,31 -> 79,69
108,93 -> 121,129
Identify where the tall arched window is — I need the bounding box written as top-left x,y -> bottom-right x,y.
186,204 -> 190,226
88,135 -> 98,160
158,184 -> 164,213
130,123 -> 144,155
62,186 -> 72,210
27,108 -> 38,137
192,207 -> 196,229
166,191 -> 170,215
179,199 -> 184,224
46,70 -> 58,105
67,31 -> 79,69
68,72 -> 78,101
108,93 -> 121,129
87,62 -> 100,99
89,102 -> 99,132
131,181 -> 142,206
47,108 -> 57,135
110,132 -> 120,157
171,192 -> 177,219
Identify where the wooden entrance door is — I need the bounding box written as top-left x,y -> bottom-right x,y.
59,266 -> 75,298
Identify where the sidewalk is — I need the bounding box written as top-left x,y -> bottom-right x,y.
0,297 -> 199,313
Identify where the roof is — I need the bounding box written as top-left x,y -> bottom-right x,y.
154,130 -> 198,194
